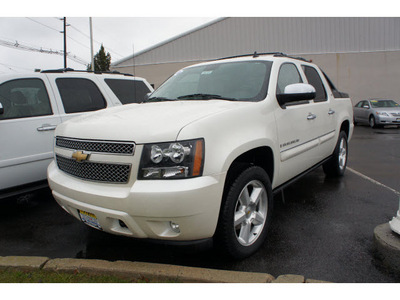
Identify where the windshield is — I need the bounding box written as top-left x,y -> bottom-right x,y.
148,61 -> 272,102
370,100 -> 400,108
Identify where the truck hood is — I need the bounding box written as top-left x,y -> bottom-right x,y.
56,100 -> 246,143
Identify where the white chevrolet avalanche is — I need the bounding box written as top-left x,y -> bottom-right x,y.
47,53 -> 354,259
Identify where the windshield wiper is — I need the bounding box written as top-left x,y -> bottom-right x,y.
144,96 -> 175,103
177,93 -> 238,101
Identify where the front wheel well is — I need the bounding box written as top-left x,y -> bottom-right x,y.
224,147 -> 274,195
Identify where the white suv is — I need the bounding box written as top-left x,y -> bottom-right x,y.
0,70 -> 153,198
47,53 -> 353,259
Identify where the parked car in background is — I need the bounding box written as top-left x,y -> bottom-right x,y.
353,99 -> 400,128
0,69 -> 153,199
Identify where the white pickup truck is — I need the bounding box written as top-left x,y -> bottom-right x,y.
47,53 -> 353,259
0,70 -> 153,198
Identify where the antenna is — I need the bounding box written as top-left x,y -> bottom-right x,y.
89,17 -> 94,71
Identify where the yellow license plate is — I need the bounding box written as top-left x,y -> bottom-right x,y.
78,209 -> 102,230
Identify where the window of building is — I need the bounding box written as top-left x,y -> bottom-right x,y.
0,78 -> 53,120
56,78 -> 107,113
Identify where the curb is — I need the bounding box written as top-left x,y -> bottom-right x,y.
373,222 -> 400,274
0,256 -> 330,283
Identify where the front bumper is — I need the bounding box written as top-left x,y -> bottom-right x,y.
376,115 -> 400,125
47,161 -> 225,241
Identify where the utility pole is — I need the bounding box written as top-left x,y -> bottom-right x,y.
60,17 -> 69,69
89,17 -> 94,71
63,17 -> 67,68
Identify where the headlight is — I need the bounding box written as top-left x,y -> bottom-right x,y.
139,139 -> 204,179
376,111 -> 389,117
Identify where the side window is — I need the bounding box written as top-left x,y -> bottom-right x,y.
276,63 -> 305,107
276,63 -> 303,95
104,79 -> 151,104
56,78 -> 107,113
0,78 -> 53,120
302,65 -> 327,102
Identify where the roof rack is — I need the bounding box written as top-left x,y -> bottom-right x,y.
216,52 -> 310,62
40,68 -> 134,76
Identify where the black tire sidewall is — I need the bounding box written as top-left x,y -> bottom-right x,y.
370,115 -> 376,128
215,166 -> 273,260
323,131 -> 348,177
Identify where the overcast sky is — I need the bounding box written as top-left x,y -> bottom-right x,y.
0,17 -> 216,73
0,0 -> 395,74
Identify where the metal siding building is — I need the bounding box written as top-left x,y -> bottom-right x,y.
112,17 -> 400,103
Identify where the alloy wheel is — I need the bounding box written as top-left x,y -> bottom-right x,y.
234,180 -> 268,246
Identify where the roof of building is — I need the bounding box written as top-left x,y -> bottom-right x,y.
112,18 -> 226,66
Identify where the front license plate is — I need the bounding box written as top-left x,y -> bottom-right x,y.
78,209 -> 102,230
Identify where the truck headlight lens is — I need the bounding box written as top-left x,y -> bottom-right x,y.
150,145 -> 163,164
139,139 -> 204,179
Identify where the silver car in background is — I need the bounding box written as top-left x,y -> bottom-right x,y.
353,99 -> 400,128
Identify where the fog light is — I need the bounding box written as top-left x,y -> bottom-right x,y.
170,222 -> 180,233
119,220 -> 128,228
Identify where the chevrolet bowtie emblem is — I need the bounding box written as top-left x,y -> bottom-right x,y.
72,151 -> 90,162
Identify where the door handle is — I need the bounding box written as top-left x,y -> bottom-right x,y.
37,124 -> 57,131
328,109 -> 336,115
307,113 -> 317,120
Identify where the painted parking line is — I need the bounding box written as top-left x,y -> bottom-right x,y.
348,167 -> 400,197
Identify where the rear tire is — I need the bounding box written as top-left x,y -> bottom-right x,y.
323,131 -> 348,177
215,166 -> 273,260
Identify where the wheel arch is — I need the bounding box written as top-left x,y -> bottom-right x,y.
222,146 -> 274,200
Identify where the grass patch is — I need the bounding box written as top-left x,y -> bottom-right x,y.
0,268 -> 178,283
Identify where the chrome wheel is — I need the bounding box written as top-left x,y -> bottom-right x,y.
234,180 -> 268,246
338,138 -> 347,171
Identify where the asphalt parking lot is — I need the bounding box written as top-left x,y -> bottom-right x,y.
0,124 -> 399,283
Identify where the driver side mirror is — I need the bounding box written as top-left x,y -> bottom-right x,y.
0,102 -> 3,115
277,83 -> 316,106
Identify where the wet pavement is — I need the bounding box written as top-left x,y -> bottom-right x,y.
1,125 -> 399,283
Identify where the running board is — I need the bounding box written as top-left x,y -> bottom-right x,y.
272,157 -> 331,196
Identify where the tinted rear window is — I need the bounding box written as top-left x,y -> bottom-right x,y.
105,79 -> 151,104
56,78 -> 107,113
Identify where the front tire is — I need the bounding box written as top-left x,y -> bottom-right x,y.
215,166 -> 273,260
369,115 -> 377,128
323,131 -> 348,177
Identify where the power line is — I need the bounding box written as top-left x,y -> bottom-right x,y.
0,61 -> 33,72
26,17 -> 89,51
0,38 -> 89,65
68,21 -> 125,58
26,17 -> 60,33
25,17 -> 125,60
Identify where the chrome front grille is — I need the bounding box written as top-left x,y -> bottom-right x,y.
56,155 -> 131,183
56,137 -> 135,155
391,112 -> 400,117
